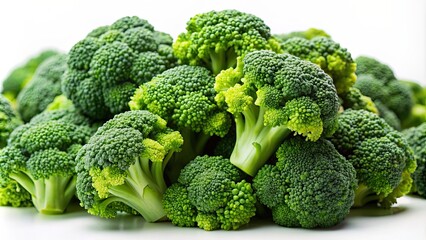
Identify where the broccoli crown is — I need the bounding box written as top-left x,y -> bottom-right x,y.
215,50 -> 339,176
63,16 -> 177,120
253,137 -> 356,228
17,54 -> 68,122
355,74 -> 413,120
329,109 -> 416,208
340,87 -> 378,114
274,28 -> 331,43
173,9 -> 282,74
0,95 -> 22,148
2,50 -> 59,100
130,65 -> 231,137
163,155 -> 256,231
280,37 -> 356,95
403,123 -> 426,198
75,110 -> 183,222
355,56 -> 396,83
0,110 -> 93,214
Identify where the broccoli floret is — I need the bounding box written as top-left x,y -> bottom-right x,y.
63,16 -> 176,120
215,50 -> 339,176
0,95 -> 22,148
340,87 -> 378,114
75,110 -> 183,222
253,137 -> 356,228
173,9 -> 281,75
274,28 -> 331,42
354,56 -> 414,120
328,109 -> 416,208
2,50 -> 58,103
0,110 -> 94,214
17,54 -> 67,122
280,37 -> 356,95
163,155 -> 256,230
130,65 -> 231,181
374,100 -> 402,130
403,123 -> 426,198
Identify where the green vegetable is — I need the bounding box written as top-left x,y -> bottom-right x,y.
329,109 -> 416,208
163,155 -> 256,230
173,9 -> 281,75
75,110 -> 183,222
340,87 -> 378,114
253,137 -> 356,228
0,95 -> 22,148
215,50 -> 340,176
63,16 -> 176,120
274,28 -> 330,42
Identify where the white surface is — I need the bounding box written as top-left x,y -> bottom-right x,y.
0,0 -> 425,84
1,196 -> 426,240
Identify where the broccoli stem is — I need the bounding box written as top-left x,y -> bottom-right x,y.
230,105 -> 290,176
352,184 -> 380,208
107,157 -> 166,222
210,49 -> 227,75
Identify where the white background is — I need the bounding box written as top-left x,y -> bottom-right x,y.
0,0 -> 425,84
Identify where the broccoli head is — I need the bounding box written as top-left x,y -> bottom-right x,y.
63,16 -> 176,120
274,28 -> 331,42
0,109 -> 94,214
215,50 -> 339,176
329,109 -> 416,208
173,9 -> 282,75
75,110 -> 183,222
340,87 -> 378,114
403,123 -> 426,198
2,50 -> 58,102
17,54 -> 67,122
253,137 -> 356,228
354,56 -> 414,121
130,65 -> 231,181
280,37 -> 356,95
163,155 -> 256,230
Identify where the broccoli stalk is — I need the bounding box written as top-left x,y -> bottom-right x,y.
215,51 -> 340,176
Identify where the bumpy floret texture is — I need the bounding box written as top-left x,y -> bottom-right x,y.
163,155 -> 256,230
403,123 -> 426,198
63,16 -> 177,120
280,37 -> 356,95
0,95 -> 22,148
329,109 -> 416,208
340,87 -> 378,114
253,137 -> 357,228
76,110 -> 183,222
173,9 -> 282,74
274,28 -> 330,42
17,54 -> 68,122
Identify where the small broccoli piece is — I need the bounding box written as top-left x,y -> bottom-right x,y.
0,109 -> 94,214
329,109 -> 416,208
280,37 -> 356,95
17,54 -> 67,122
403,123 -> 426,198
0,95 -> 22,148
340,87 -> 378,114
63,16 -> 176,120
215,50 -> 339,176
253,137 -> 356,228
130,65 -> 231,181
2,50 -> 58,103
76,110 -> 183,222
354,56 -> 414,121
163,155 -> 256,231
173,9 -> 281,75
274,28 -> 331,42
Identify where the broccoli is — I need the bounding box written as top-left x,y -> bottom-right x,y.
399,80 -> 426,128
0,109 -> 94,214
374,100 -> 402,130
328,109 -> 416,208
215,50 -> 340,176
75,110 -> 183,222
274,28 -> 331,42
163,155 -> 256,230
173,9 -> 282,75
0,95 -> 22,148
354,56 -> 414,121
340,87 -> 378,114
253,137 -> 356,228
2,50 -> 58,103
279,37 -> 357,95
403,123 -> 426,198
17,54 -> 67,122
63,16 -> 176,120
130,65 -> 231,181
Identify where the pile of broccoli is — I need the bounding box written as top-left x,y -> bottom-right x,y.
0,9 -> 425,232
